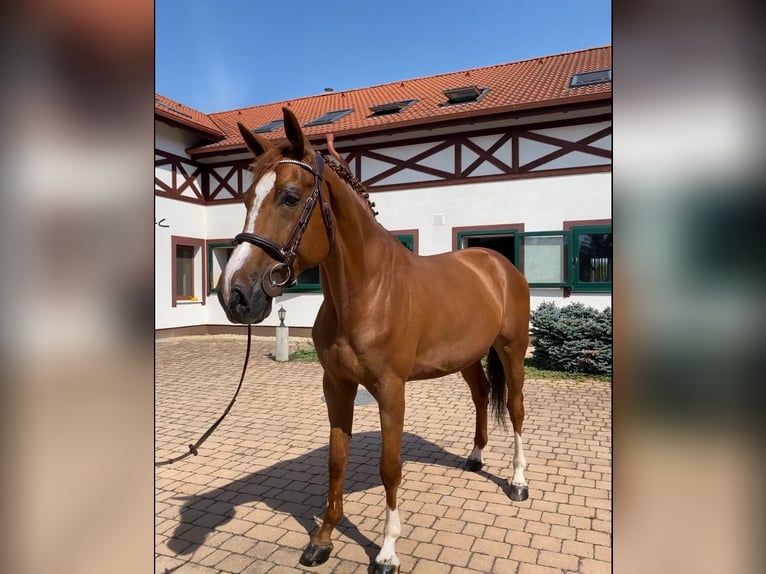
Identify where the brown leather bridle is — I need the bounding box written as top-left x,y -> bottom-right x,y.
234,152 -> 333,297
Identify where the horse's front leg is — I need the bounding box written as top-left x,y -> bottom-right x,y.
373,379 -> 405,574
299,374 -> 356,567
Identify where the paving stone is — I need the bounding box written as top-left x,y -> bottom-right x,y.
518,561 -> 566,573
510,545 -> 539,564
538,548 -> 579,570
216,553 -> 255,573
562,539 -> 594,559
155,335 -> 611,574
580,558 -> 612,573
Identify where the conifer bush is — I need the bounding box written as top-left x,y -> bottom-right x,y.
530,302 -> 612,376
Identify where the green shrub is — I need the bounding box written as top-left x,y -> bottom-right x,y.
530,302 -> 612,376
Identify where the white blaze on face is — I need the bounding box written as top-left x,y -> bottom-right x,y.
220,171 -> 276,303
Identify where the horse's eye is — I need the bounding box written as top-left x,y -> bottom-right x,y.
282,193 -> 301,207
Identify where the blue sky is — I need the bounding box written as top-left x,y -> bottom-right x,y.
156,0 -> 611,113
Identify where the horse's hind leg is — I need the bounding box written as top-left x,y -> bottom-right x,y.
461,361 -> 490,471
495,337 -> 529,501
300,374 -> 356,567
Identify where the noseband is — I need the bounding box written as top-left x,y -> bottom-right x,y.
233,152 -> 333,297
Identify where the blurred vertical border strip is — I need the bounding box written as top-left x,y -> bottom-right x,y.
614,1 -> 765,573
0,1 -> 154,574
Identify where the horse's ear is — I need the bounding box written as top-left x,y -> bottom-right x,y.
237,122 -> 273,158
282,107 -> 311,158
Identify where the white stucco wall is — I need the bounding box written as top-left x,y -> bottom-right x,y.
155,122 -> 204,157
155,196 -> 207,329
156,172 -> 611,330
155,116 -> 611,331
373,172 -> 611,254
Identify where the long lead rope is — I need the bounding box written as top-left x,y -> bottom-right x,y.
155,324 -> 253,467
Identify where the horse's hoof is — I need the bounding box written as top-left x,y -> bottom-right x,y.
465,458 -> 484,472
299,543 -> 333,566
372,562 -> 399,574
509,483 -> 529,501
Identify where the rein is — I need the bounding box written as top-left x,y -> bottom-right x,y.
155,324 -> 253,468
234,152 -> 333,298
156,155 -> 374,469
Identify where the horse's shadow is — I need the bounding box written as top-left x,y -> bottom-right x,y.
166,431 -> 514,566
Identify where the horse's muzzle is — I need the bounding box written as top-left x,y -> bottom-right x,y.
219,279 -> 272,324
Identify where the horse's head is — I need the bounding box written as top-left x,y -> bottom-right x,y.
218,107 -> 333,324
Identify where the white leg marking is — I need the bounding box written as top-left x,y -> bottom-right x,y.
220,170 -> 276,304
375,507 -> 401,567
512,432 -> 528,486
468,446 -> 484,464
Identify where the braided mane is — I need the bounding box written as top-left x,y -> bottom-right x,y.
323,155 -> 379,218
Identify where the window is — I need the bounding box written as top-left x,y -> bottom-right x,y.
519,222 -> 612,291
369,99 -> 417,117
391,230 -> 418,253
396,234 -> 414,251
457,230 -> 519,264
569,69 -> 612,88
176,246 -> 194,298
441,86 -> 489,106
454,225 -> 524,266
518,232 -> 568,287
171,235 -> 206,306
304,109 -> 353,127
207,240 -> 235,294
287,232 -> 417,293
253,119 -> 283,133
286,266 -> 322,292
454,222 -> 611,292
570,225 -> 612,291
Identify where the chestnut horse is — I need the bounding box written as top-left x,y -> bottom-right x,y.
217,108 -> 530,573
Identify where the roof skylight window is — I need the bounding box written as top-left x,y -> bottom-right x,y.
368,99 -> 417,116
304,109 -> 353,127
569,69 -> 612,88
252,119 -> 284,133
441,86 -> 489,106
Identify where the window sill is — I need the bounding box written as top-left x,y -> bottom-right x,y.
570,287 -> 612,293
177,299 -> 204,305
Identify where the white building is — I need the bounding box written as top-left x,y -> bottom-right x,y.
156,46 -> 612,337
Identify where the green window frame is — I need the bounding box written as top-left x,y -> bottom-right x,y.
288,232 -> 417,293
207,241 -> 235,294
286,266 -> 322,292
395,233 -> 415,252
519,225 -> 612,291
569,224 -> 612,292
517,231 -> 569,287
455,224 -> 612,292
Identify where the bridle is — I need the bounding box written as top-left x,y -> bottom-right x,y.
156,154 -> 363,469
234,151 -> 333,297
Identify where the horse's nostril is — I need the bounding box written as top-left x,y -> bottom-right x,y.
230,286 -> 248,310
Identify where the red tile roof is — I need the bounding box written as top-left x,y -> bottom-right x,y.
154,94 -> 224,138
156,46 -> 611,155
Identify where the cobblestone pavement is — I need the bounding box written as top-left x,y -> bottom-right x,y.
156,335 -> 611,573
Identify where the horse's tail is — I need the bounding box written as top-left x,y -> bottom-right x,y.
485,347 -> 508,430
